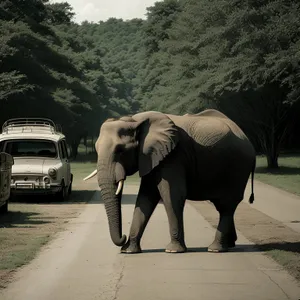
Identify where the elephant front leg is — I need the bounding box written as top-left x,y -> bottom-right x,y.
164,204 -> 187,253
121,178 -> 160,254
158,180 -> 187,253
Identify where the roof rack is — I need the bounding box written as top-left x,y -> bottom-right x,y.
1,118 -> 60,134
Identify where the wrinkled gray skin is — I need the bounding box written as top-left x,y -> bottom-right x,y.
91,109 -> 256,254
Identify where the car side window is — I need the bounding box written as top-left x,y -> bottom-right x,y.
0,141 -> 4,152
61,140 -> 68,159
59,141 -> 65,159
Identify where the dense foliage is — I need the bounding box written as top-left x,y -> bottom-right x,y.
0,0 -> 144,156
1,0 -> 299,165
141,0 -> 300,167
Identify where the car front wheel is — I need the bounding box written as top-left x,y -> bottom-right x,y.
68,174 -> 73,195
56,181 -> 68,201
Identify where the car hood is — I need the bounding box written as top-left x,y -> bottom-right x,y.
12,158 -> 61,175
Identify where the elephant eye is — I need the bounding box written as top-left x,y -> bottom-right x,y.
115,144 -> 125,153
128,129 -> 134,135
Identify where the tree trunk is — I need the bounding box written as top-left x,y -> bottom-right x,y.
266,152 -> 279,169
266,123 -> 280,169
71,141 -> 79,159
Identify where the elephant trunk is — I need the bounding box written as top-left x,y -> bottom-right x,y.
97,163 -> 126,247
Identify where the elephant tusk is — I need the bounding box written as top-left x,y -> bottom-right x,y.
83,169 -> 97,181
115,180 -> 124,195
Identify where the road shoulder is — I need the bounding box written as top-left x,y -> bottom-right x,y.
190,198 -> 300,283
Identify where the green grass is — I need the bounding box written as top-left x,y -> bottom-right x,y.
255,154 -> 300,196
0,202 -> 87,288
0,205 -> 50,270
0,235 -> 50,270
0,206 -> 56,287
266,249 -> 300,281
71,161 -> 97,180
0,161 -> 93,288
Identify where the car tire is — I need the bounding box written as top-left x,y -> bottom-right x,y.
68,174 -> 73,195
0,199 -> 8,214
56,181 -> 68,201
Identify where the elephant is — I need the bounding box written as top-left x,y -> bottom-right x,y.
83,109 -> 256,254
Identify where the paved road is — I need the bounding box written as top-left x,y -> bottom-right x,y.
1,180 -> 300,300
244,180 -> 300,233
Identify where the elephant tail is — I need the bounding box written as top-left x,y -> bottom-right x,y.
248,159 -> 256,204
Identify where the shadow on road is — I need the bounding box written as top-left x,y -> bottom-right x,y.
131,242 -> 300,254
0,210 -> 51,228
88,193 -> 138,205
8,192 -> 138,205
9,190 -> 95,205
255,166 -> 300,175
257,241 -> 300,254
140,244 -> 260,253
121,194 -> 137,204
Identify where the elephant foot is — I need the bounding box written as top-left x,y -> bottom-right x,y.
228,241 -> 236,248
207,241 -> 229,253
165,241 -> 187,253
120,240 -> 142,254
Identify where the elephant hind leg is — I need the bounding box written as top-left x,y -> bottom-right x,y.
208,200 -> 238,253
229,217 -> 237,248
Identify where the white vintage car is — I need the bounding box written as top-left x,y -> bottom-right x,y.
0,118 -> 73,201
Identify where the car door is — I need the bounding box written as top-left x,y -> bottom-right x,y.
58,140 -> 68,186
61,140 -> 71,186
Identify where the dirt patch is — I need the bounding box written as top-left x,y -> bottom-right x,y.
190,200 -> 300,281
0,188 -> 95,289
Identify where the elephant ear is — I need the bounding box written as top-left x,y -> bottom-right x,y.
133,111 -> 179,177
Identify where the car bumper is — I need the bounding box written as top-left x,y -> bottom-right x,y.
10,182 -> 62,195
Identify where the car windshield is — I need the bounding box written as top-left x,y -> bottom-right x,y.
4,139 -> 57,158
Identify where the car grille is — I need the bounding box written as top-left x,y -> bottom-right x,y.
12,175 -> 42,182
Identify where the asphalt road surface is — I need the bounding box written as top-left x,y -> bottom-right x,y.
1,179 -> 300,300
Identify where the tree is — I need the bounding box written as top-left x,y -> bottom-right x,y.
78,18 -> 146,115
0,24 -> 34,100
137,0 -> 183,110
45,2 -> 75,25
0,0 -> 101,156
194,0 -> 300,168
140,0 -> 300,168
143,0 -> 183,55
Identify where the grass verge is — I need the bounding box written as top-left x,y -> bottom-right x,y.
0,163 -> 95,289
0,201 -> 89,289
255,154 -> 300,196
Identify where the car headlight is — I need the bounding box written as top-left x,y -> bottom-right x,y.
43,176 -> 50,184
48,168 -> 57,179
